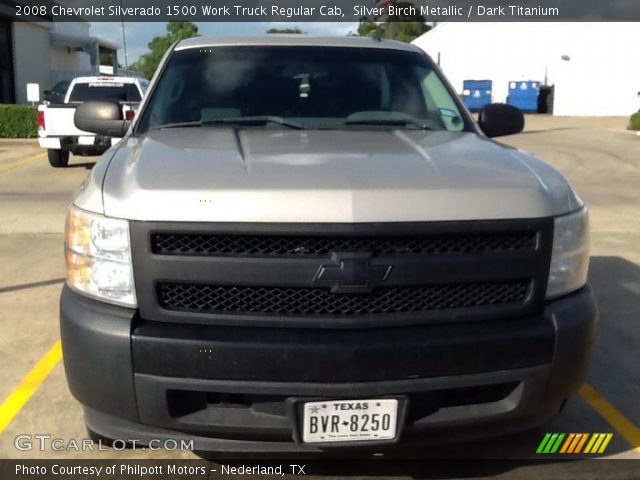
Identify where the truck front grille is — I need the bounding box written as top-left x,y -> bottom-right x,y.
151,232 -> 536,257
157,281 -> 530,316
130,219 -> 553,327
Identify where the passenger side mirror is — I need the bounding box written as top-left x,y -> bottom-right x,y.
74,101 -> 131,137
478,103 -> 524,138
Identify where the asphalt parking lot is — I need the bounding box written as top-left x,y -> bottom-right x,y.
0,116 -> 639,477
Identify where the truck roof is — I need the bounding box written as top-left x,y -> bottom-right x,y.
175,35 -> 423,53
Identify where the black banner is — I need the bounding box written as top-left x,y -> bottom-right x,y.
3,0 -> 640,22
1,459 -> 640,480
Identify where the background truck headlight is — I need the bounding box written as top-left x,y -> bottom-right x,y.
546,207 -> 590,299
65,206 -> 136,307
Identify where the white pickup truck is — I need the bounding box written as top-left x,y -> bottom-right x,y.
37,76 -> 147,167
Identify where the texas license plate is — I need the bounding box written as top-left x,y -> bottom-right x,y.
302,399 -> 398,444
78,136 -> 95,145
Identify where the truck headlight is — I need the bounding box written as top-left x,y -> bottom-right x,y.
546,207 -> 590,299
65,206 -> 136,307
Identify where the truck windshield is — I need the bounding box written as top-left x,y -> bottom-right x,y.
68,83 -> 141,103
136,46 -> 470,133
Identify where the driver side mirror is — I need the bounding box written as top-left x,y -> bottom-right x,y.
74,101 -> 131,137
478,103 -> 524,138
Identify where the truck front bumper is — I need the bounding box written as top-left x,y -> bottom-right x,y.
60,285 -> 597,453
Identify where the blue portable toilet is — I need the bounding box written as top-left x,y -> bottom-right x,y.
462,80 -> 492,112
507,81 -> 540,112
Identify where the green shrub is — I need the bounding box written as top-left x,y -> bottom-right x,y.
0,104 -> 38,138
629,112 -> 640,131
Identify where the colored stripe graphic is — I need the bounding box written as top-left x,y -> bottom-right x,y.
538,432 -> 613,454
567,434 -> 581,453
536,433 -> 552,453
598,433 -> 613,453
559,433 -> 575,453
584,433 -> 599,453
536,433 -> 565,453
589,433 -> 605,453
543,433 -> 559,453
549,433 -> 565,453
574,433 -> 589,453
584,433 -> 613,454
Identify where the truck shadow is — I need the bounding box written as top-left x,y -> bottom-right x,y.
67,154 -> 100,169
518,127 -> 578,134
67,161 -> 95,170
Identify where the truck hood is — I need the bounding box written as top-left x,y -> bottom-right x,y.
95,128 -> 581,222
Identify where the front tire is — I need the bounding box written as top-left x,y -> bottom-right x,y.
48,149 -> 69,168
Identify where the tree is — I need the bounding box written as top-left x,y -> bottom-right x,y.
356,2 -> 430,43
131,22 -> 199,79
266,27 -> 304,34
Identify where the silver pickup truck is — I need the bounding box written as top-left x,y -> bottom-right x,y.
61,36 -> 597,453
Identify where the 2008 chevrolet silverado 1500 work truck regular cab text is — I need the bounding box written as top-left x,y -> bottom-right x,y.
61,36 -> 597,453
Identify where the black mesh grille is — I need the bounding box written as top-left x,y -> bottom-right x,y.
157,281 -> 529,316
151,232 -> 536,257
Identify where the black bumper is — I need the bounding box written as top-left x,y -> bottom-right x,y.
58,136 -> 112,155
60,285 -> 597,452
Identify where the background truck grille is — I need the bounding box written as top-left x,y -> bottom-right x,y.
151,232 -> 536,257
157,281 -> 530,316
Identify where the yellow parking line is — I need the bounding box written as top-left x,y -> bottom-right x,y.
0,152 -> 46,174
580,383 -> 640,454
0,340 -> 62,435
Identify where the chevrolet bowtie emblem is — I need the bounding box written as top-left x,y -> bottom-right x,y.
314,252 -> 392,293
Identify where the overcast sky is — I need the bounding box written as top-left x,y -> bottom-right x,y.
90,22 -> 358,65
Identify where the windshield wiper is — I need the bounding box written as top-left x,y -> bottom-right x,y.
150,121 -> 202,130
205,116 -> 305,130
343,118 -> 432,130
152,116 -> 305,131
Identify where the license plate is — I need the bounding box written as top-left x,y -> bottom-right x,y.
78,136 -> 95,145
302,399 -> 398,444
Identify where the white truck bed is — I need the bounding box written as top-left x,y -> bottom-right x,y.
38,76 -> 145,152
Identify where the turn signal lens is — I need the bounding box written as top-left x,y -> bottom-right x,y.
546,208 -> 590,299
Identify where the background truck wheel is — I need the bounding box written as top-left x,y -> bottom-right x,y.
48,149 -> 69,168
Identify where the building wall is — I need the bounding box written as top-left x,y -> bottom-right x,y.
413,23 -> 640,116
52,21 -> 90,38
548,25 -> 640,116
50,46 -> 92,71
413,23 -> 548,108
12,22 -> 51,103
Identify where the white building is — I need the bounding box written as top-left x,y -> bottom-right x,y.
0,14 -> 118,103
412,23 -> 640,116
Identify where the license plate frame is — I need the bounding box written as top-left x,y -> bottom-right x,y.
289,396 -> 408,446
